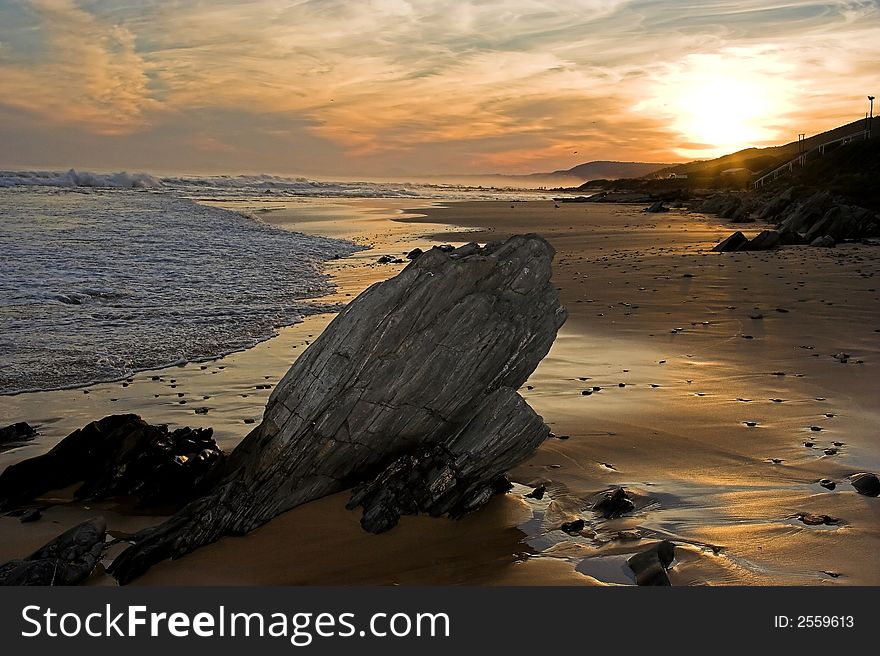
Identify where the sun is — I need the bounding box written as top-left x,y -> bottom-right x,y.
638,52 -> 796,159
671,75 -> 780,155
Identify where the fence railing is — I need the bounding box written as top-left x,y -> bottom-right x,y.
753,130 -> 870,189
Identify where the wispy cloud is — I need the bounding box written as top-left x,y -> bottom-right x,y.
0,0 -> 877,173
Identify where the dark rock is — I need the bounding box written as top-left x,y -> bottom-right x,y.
0,415 -> 224,511
850,472 -> 880,497
406,248 -> 423,260
108,235 -> 566,583
743,230 -> 782,251
754,187 -> 795,222
376,255 -> 394,263
0,422 -> 37,450
436,244 -> 455,252
810,235 -> 836,248
777,190 -> 834,235
0,518 -> 106,586
450,243 -> 480,258
712,231 -> 748,252
818,479 -> 836,490
797,512 -> 839,526
644,201 -> 668,213
593,487 -> 635,518
524,484 -> 547,500
627,540 -> 675,586
560,519 -> 585,533
19,508 -> 42,523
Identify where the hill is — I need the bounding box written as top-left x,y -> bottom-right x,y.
569,117 -> 877,199
526,160 -> 672,183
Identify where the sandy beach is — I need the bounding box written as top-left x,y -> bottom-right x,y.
2,199 -> 878,586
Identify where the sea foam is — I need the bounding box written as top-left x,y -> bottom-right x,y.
0,188 -> 362,394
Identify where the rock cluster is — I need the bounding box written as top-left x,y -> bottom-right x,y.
0,414 -> 224,511
704,187 -> 880,252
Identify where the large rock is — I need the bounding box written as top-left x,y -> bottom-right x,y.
0,415 -> 224,511
108,235 -> 567,583
0,518 -> 106,586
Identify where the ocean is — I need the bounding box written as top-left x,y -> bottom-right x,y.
0,169 -> 539,394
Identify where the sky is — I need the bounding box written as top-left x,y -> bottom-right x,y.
0,0 -> 877,177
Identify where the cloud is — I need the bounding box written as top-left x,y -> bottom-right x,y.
0,0 -> 878,173
0,0 -> 156,134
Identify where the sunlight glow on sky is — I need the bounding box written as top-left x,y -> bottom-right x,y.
0,0 -> 878,176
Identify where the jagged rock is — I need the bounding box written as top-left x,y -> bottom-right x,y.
0,415 -> 224,511
593,487 -> 635,518
627,540 -> 675,586
0,518 -> 106,586
851,473 -> 880,497
743,230 -> 782,251
107,235 -> 566,583
347,389 -> 547,532
644,201 -> 668,213
810,235 -> 836,248
0,422 -> 37,450
712,231 -> 748,252
406,248 -> 423,260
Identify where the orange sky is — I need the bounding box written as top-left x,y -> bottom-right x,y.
0,0 -> 877,176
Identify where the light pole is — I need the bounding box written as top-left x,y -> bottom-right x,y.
869,96 -> 875,137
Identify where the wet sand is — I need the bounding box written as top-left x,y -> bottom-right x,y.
2,199 -> 878,585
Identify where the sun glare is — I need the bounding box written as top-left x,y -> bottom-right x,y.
671,75 -> 782,155
640,53 -> 796,158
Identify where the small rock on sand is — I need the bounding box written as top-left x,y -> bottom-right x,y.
525,484 -> 547,500
797,512 -> 840,526
594,487 -> 635,518
560,519 -> 585,534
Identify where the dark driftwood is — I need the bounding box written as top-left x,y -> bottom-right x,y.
108,234 -> 566,583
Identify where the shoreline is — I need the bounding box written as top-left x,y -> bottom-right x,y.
2,198 -> 879,586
